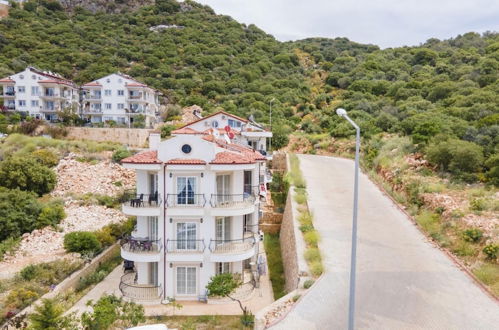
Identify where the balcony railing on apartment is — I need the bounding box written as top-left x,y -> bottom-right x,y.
1,105 -> 15,111
166,194 -> 206,207
119,272 -> 162,301
0,91 -> 15,97
121,237 -> 162,254
210,194 -> 255,208
84,95 -> 102,100
243,184 -> 261,196
243,223 -> 260,234
166,239 -> 205,253
121,191 -> 161,207
209,237 -> 256,254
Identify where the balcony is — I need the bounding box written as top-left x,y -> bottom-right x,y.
84,95 -> 102,101
120,237 -> 162,262
209,236 -> 257,262
1,104 -> 15,111
209,194 -> 256,216
166,194 -> 206,207
0,91 -> 15,98
119,272 -> 162,301
166,239 -> 205,253
126,95 -> 146,103
121,191 -> 161,217
40,93 -> 61,99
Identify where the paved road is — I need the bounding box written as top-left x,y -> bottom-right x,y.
274,155 -> 499,330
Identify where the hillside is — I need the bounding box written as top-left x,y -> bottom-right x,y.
0,0 -> 497,184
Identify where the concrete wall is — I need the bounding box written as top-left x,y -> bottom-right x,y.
66,127 -> 152,147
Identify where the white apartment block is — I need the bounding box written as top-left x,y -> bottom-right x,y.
119,131 -> 267,301
81,73 -> 161,128
0,67 -> 79,121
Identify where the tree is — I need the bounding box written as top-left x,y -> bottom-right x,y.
0,157 -> 56,196
81,295 -> 145,330
0,187 -> 42,241
272,123 -> 291,150
426,139 -> 484,175
29,299 -> 78,330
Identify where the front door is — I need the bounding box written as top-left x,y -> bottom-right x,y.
216,217 -> 231,242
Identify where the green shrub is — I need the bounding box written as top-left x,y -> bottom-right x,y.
63,231 -> 102,255
416,211 -> 442,238
160,124 -> 177,138
473,264 -> 499,288
426,139 -> 484,175
483,244 -> 499,260
20,264 -> 38,281
309,261 -> 324,277
303,279 -> 314,289
0,157 -> 56,196
37,202 -> 66,227
452,240 -> 477,257
304,248 -> 322,263
292,294 -> 301,302
95,194 -> 119,208
462,228 -> 483,243
112,148 -> 133,163
31,149 -> 59,167
18,259 -> 83,286
294,192 -> 307,205
470,198 -> 488,212
299,224 -> 314,233
5,287 -> 41,309
94,227 -> 115,247
0,237 -> 21,261
304,231 -> 320,246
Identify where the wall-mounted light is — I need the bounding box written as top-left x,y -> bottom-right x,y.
169,218 -> 173,223
169,173 -> 172,178
200,262 -> 203,268
169,263 -> 173,268
201,173 -> 204,178
200,218 -> 203,223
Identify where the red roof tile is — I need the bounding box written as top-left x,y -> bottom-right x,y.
210,151 -> 254,164
175,110 -> 249,131
172,127 -> 205,135
126,82 -> 147,87
83,82 -> 102,87
39,79 -> 74,87
0,77 -> 14,83
166,158 -> 206,165
121,150 -> 161,164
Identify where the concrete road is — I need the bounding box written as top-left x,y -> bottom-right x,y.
274,155 -> 499,330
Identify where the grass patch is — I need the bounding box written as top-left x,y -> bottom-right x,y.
304,231 -> 320,246
304,248 -> 321,263
416,211 -> 443,239
263,234 -> 286,300
473,264 -> 499,296
288,154 -> 306,188
0,237 -> 21,261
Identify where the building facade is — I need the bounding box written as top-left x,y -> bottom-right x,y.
81,73 -> 161,128
0,67 -> 79,121
120,132 -> 266,301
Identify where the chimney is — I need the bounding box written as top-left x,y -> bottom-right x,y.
149,133 -> 161,150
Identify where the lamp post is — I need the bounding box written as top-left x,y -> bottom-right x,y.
269,98 -> 275,151
336,108 -> 360,330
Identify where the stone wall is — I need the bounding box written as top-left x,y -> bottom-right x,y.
66,127 -> 152,147
272,152 -> 287,172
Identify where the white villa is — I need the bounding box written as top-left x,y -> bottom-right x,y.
120,130 -> 268,301
81,73 -> 161,128
172,111 -> 273,157
0,67 -> 79,121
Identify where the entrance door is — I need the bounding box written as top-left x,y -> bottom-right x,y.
176,266 -> 197,295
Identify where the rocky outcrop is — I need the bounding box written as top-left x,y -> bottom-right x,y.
59,0 -> 154,14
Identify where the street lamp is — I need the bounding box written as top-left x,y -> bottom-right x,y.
336,108 -> 360,330
269,98 -> 275,151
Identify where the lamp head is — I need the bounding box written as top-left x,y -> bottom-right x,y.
336,108 -> 347,117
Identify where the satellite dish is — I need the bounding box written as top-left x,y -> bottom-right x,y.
228,132 -> 235,139
224,125 -> 231,133
248,114 -> 255,122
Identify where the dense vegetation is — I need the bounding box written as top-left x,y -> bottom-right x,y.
0,0 -> 496,184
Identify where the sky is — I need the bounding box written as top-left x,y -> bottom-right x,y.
196,0 -> 499,48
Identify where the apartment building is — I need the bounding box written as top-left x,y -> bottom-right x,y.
0,67 -> 79,121
119,131 -> 266,301
81,73 -> 161,128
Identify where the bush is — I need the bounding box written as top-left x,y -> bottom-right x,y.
63,231 -> 102,255
309,261 -> 324,276
17,119 -> 43,135
37,202 -> 66,227
426,139 -> 484,175
29,298 -> 78,330
483,244 -> 499,260
0,157 -> 56,196
304,248 -> 321,263
5,287 -> 41,309
304,231 -> 320,246
160,124 -> 177,138
18,260 -> 83,286
0,237 -> 21,261
31,149 -> 59,167
206,273 -> 240,297
462,228 -> 483,243
112,148 -> 133,163
303,279 -> 314,289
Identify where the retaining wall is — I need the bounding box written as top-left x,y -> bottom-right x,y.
66,127 -> 152,147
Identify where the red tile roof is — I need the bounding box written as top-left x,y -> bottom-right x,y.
121,150 -> 161,164
210,151 -> 254,164
0,77 -> 14,83
126,82 -> 147,87
83,82 -> 102,87
166,158 -> 206,165
39,79 -> 75,87
172,127 -> 205,135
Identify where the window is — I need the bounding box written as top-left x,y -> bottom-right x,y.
32,75 -> 36,80
181,144 -> 192,154
117,103 -> 124,109
216,262 -> 231,275
93,103 -> 102,110
176,223 -> 197,250
104,89 -> 111,96
19,74 -> 24,79
103,116 -> 112,121
17,86 -> 25,93
228,119 -> 241,128
176,177 -> 196,205
117,90 -> 124,96
106,78 -> 110,83
105,103 -> 112,110
176,267 -> 196,295
45,101 -> 54,110
31,100 -> 39,107
216,175 -> 231,203
117,117 -> 126,124
148,217 -> 158,240
18,100 -> 26,107
216,217 -> 231,241
31,86 -> 39,96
